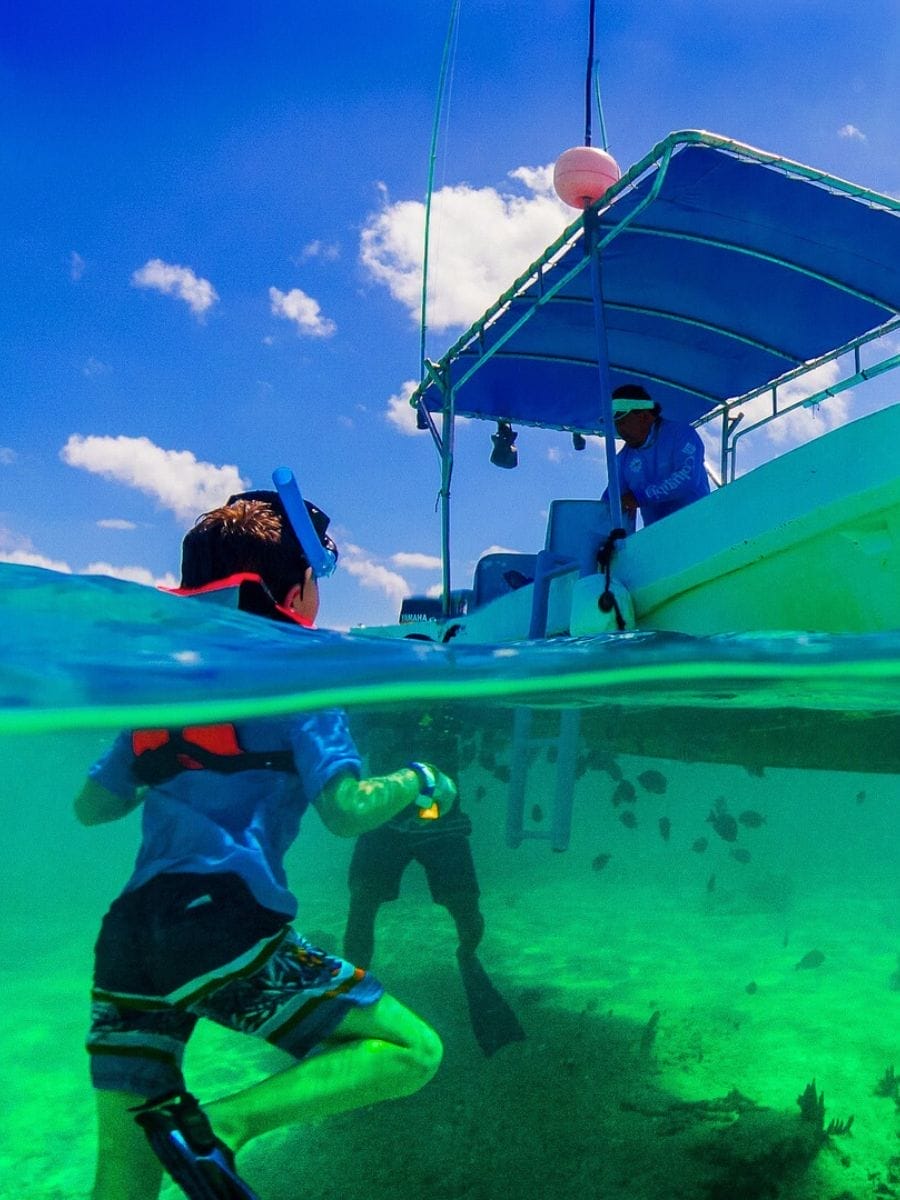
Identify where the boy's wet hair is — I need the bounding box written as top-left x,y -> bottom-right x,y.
180,491 -> 337,605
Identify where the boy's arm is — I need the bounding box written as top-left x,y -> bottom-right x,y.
314,764 -> 456,837
74,779 -> 144,826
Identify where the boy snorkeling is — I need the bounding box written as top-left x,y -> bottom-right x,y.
76,485 -> 457,1200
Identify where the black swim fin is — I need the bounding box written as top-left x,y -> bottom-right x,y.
456,949 -> 526,1057
133,1091 -> 260,1200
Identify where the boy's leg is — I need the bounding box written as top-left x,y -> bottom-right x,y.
205,992 -> 441,1152
91,1090 -> 164,1200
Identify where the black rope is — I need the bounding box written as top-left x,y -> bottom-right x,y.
596,527 -> 627,630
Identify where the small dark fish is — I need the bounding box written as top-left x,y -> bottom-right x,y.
619,810 -> 637,829
691,837 -> 708,854
494,764 -> 511,784
612,779 -> 636,807
591,853 -> 611,872
855,790 -> 866,805
737,810 -> 766,828
474,784 -> 486,802
531,803 -> 544,823
795,949 -> 825,971
706,873 -> 716,893
744,763 -> 766,778
658,816 -> 671,842
730,847 -> 752,864
638,769 -> 668,795
583,747 -> 623,781
706,799 -> 738,843
745,981 -> 758,995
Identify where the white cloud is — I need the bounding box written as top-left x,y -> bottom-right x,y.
70,251 -> 86,281
341,544 -> 410,604
0,547 -> 72,573
724,361 -> 852,476
97,518 -> 137,530
61,434 -> 248,521
360,166 -> 573,331
131,258 -> 219,318
0,526 -> 174,586
83,562 -> 178,588
296,240 -> 340,262
0,447 -> 16,465
509,164 -> 556,193
391,551 -> 442,570
838,124 -> 867,142
269,286 -> 336,337
385,380 -> 422,435
83,357 -> 110,377
343,558 -> 410,605
749,362 -> 848,447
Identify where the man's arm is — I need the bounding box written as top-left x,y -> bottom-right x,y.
314,764 -> 456,837
74,779 -> 144,826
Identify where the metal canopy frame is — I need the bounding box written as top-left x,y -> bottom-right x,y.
410,131 -> 900,612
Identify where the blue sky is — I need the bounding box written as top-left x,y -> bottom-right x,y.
3,0 -> 899,629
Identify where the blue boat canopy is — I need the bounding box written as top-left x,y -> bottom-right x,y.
413,131 -> 900,436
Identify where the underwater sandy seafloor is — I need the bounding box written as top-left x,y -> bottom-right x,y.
2,734 -> 898,1200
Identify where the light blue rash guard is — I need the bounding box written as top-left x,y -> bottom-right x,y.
606,417 -> 710,526
88,710 -> 361,918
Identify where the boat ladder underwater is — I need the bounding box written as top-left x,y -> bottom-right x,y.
506,708 -> 581,852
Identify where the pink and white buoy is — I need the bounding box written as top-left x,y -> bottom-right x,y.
553,145 -> 621,209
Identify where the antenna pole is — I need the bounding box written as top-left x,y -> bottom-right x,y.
585,0 -> 610,151
420,1 -> 462,378
584,0 -> 596,146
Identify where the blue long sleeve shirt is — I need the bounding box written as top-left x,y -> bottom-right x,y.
607,417 -> 710,526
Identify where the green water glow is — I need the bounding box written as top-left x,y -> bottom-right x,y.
2,565 -> 897,1200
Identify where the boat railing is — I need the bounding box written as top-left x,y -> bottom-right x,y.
694,318 -> 900,482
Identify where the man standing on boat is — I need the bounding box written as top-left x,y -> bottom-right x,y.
76,489 -> 457,1200
604,383 -> 710,527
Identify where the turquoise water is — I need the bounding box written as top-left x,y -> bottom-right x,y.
2,564 -> 898,1200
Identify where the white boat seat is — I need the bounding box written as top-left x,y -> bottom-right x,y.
545,499 -> 613,574
471,553 -> 538,610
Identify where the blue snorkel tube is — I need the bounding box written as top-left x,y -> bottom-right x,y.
272,467 -> 337,579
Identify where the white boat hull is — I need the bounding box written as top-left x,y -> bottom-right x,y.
618,402 -> 900,635
357,404 -> 900,643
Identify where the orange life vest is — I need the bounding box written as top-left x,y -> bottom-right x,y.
131,724 -> 296,785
